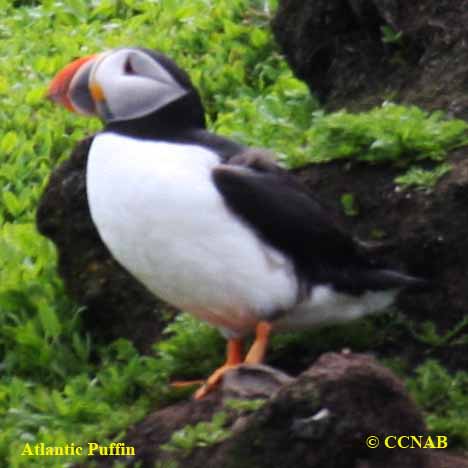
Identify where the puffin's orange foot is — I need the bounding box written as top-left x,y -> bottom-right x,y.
193,363 -> 240,400
193,323 -> 273,400
194,338 -> 244,400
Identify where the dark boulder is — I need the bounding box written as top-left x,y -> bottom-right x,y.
273,0 -> 468,118
270,0 -> 468,372
294,148 -> 468,371
76,352 -> 468,468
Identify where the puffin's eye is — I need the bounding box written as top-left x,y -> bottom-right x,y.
124,58 -> 135,74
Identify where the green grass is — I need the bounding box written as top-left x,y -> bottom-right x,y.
161,412 -> 231,454
302,104 -> 468,165
407,361 -> 468,447
0,0 -> 467,466
395,163 -> 453,190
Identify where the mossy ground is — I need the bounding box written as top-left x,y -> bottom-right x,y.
1,0 -> 467,466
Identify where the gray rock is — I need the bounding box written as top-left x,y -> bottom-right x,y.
76,352 -> 465,468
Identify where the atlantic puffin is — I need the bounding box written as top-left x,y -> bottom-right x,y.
47,47 -> 426,398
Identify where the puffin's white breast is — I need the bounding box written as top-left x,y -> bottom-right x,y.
87,132 -> 297,336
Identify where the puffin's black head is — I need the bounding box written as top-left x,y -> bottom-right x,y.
48,47 -> 206,137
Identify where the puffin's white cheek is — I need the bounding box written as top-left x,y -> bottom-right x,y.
103,76 -> 188,122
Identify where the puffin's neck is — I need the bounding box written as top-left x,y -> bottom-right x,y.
103,95 -> 245,160
104,92 -> 206,141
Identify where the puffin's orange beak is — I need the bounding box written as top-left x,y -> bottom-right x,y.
47,54 -> 97,111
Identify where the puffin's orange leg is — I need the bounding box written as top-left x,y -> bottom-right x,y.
194,321 -> 273,399
244,321 -> 272,364
194,338 -> 244,400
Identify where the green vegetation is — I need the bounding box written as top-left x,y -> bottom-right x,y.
217,96 -> 468,183
1,340 -> 164,467
224,398 -> 267,413
395,163 -> 452,190
285,103 -> 468,167
408,317 -> 468,348
161,412 -> 231,454
380,25 -> 404,45
407,361 -> 468,447
294,104 -> 467,188
0,0 -> 467,467
340,193 -> 359,217
155,314 -> 224,381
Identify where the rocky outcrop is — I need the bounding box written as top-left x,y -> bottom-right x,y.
273,0 -> 468,118
269,0 -> 468,371
295,147 -> 468,371
76,352 -> 468,468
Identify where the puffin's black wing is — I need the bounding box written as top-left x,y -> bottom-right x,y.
213,149 -> 426,294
